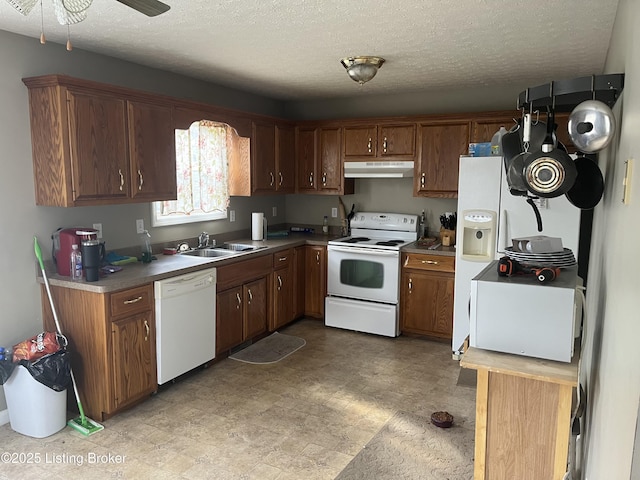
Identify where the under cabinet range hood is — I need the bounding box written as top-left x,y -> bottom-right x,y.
343,161 -> 414,178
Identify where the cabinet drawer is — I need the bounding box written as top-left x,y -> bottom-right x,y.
110,284 -> 153,318
217,254 -> 273,291
272,248 -> 293,268
403,253 -> 455,273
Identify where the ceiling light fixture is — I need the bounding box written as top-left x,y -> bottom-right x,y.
340,56 -> 385,85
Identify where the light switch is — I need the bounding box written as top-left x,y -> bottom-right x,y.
331,207 -> 338,218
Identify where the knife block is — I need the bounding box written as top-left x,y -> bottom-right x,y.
440,228 -> 456,246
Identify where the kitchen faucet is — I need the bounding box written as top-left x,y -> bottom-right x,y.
197,232 -> 210,249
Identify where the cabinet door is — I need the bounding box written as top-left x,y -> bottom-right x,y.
379,124 -> 416,158
272,266 -> 294,330
400,269 -> 454,339
251,120 -> 277,194
293,246 -> 306,319
216,286 -> 244,354
276,124 -> 296,193
111,311 -> 156,409
416,121 -> 470,198
67,89 -> 129,202
127,101 -> 176,201
304,246 -> 326,318
244,277 -> 268,339
471,114 -> 518,143
318,127 -> 343,193
343,125 -> 377,157
296,127 -> 317,192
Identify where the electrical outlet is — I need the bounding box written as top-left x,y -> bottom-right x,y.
229,210 -> 236,222
136,219 -> 145,234
331,207 -> 338,218
272,206 -> 277,217
92,223 -> 103,239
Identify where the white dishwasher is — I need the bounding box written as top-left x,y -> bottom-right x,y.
154,268 -> 216,385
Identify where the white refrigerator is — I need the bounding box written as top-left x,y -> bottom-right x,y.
452,155 -> 581,355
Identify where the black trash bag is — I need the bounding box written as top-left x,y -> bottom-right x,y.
17,350 -> 72,392
0,359 -> 16,385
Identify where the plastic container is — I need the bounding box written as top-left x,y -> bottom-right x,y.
70,244 -> 82,281
322,216 -> 328,234
3,365 -> 67,438
491,126 -> 508,156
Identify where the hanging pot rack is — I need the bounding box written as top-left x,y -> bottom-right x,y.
517,73 -> 625,113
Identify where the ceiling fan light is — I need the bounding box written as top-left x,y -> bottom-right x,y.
340,56 -> 385,85
5,0 -> 38,15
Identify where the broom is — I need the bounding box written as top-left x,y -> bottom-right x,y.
34,236 -> 104,436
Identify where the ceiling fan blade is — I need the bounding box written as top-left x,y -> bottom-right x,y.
115,0 -> 170,16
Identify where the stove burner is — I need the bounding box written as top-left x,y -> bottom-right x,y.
375,240 -> 405,246
344,237 -> 370,243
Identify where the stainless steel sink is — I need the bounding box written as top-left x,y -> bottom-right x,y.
217,243 -> 266,252
180,248 -> 238,258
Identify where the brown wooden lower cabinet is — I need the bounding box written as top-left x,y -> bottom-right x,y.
400,252 -> 455,339
41,283 -> 157,421
304,245 -> 326,318
271,249 -> 296,331
461,347 -> 578,480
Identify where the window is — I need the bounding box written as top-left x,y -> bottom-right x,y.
151,121 -> 231,226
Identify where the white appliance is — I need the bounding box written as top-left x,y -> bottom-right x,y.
155,268 -> 216,385
470,261 -> 580,362
452,155 -> 581,355
325,212 -> 418,337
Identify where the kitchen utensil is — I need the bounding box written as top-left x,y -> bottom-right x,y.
568,99 -> 616,153
523,110 -> 577,198
565,153 -> 605,209
506,113 -> 533,196
33,237 -> 104,436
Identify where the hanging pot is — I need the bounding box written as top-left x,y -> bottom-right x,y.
523,110 -> 577,198
565,153 -> 605,209
568,100 -> 616,153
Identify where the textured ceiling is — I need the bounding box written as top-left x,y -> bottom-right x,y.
0,0 -> 620,101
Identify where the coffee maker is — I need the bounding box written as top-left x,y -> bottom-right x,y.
52,228 -> 99,276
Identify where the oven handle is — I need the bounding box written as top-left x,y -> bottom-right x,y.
328,245 -> 399,256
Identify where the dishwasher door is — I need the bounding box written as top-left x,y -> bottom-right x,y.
154,268 -> 216,385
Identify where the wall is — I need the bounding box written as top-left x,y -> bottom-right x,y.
580,0 -> 640,478
0,30 -> 286,413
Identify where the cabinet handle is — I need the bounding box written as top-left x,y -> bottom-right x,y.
137,169 -> 144,191
383,137 -> 388,153
277,275 -> 282,290
309,171 -> 314,186
144,320 -> 150,341
118,168 -> 124,191
270,172 -> 274,187
367,137 -> 372,153
316,251 -> 320,263
408,278 -> 413,292
278,256 -> 288,262
421,172 -> 426,187
279,172 -> 283,186
123,296 -> 143,305
322,172 -> 327,186
236,292 -> 242,309
247,289 -> 253,304
421,260 -> 439,265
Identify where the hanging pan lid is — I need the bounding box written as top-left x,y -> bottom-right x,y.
568,100 -> 616,153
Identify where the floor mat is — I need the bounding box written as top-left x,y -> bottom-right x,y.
229,332 -> 306,364
335,410 -> 474,480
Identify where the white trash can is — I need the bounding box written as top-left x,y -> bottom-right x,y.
3,365 -> 67,438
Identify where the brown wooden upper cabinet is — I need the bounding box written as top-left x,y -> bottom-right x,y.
295,126 -> 354,195
23,75 -> 176,207
343,124 -> 416,159
415,121 -> 471,198
251,120 -> 277,195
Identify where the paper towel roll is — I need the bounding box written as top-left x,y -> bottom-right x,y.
252,212 -> 264,240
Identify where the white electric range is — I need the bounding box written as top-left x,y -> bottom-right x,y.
325,212 -> 418,337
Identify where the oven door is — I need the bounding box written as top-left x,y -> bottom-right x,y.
327,245 -> 400,304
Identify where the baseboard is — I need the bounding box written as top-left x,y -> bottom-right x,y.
0,408 -> 9,426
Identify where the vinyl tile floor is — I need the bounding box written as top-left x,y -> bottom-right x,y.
0,319 -> 476,480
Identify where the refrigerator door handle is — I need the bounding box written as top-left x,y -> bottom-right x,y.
498,209 -> 508,253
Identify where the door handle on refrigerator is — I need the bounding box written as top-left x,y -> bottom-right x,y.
498,209 -> 508,253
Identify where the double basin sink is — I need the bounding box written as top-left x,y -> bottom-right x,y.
180,243 -> 266,258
